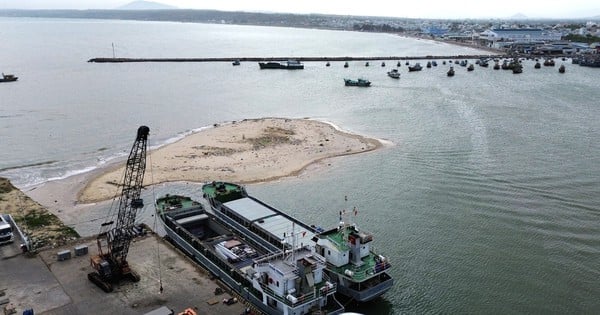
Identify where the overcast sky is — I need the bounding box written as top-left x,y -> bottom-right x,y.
1,0 -> 599,19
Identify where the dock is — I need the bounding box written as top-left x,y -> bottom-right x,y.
88,55 -> 506,63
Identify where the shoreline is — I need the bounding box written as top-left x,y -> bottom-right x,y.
63,117 -> 384,204
17,117 -> 384,238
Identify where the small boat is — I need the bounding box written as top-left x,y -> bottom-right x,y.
344,61 -> 349,68
232,59 -> 240,66
344,78 -> 371,87
0,73 -> 18,82
405,61 -> 410,66
467,64 -> 474,71
443,61 -> 447,65
543,59 -> 555,67
381,62 -> 386,67
493,62 -> 500,70
534,62 -> 541,69
479,59 -> 489,67
447,66 -> 455,77
365,62 -> 370,67
512,63 -> 523,74
559,64 -> 566,73
387,69 -> 400,79
326,61 -> 330,67
426,61 -> 432,68
408,63 -> 422,72
432,60 -> 438,67
397,61 -> 401,67
258,60 -> 304,70
460,60 -> 468,67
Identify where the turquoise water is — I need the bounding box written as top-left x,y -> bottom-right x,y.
1,18 -> 599,314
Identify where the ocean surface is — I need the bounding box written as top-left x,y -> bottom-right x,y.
1,17 -> 599,314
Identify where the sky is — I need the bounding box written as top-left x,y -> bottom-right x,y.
1,0 -> 599,19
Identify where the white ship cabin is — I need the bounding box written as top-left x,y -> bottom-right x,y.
312,223 -> 373,268
244,247 -> 334,315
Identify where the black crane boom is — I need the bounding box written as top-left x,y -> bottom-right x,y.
88,125 -> 149,292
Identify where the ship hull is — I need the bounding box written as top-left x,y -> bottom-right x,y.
157,208 -> 343,315
202,182 -> 394,303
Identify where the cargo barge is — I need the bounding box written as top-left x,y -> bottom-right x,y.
202,182 -> 394,302
155,194 -> 344,315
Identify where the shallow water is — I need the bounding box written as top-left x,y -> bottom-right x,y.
1,17 -> 599,314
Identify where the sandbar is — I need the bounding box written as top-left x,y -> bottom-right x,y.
79,117 -> 382,203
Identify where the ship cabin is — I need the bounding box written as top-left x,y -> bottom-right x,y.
312,223 -> 374,268
244,247 -> 338,315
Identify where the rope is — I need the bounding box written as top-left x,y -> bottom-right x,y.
148,152 -> 163,294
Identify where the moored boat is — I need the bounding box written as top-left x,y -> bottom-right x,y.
543,58 -> 555,67
202,181 -> 394,303
344,62 -> 349,68
467,64 -> 474,71
534,62 -> 541,69
0,73 -> 18,82
259,60 -> 304,70
344,78 -> 371,87
447,66 -> 455,77
155,193 -> 344,315
232,59 -> 241,66
387,69 -> 400,79
408,63 -> 422,72
559,64 -> 565,73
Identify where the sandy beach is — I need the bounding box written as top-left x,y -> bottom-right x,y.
2,117 -> 383,242
79,117 -> 382,203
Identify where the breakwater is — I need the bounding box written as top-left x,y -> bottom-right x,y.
88,55 -> 507,63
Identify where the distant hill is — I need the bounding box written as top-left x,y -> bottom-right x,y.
117,1 -> 177,10
509,13 -> 528,20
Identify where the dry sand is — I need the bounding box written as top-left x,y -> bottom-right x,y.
79,117 -> 382,203
1,117 -> 383,243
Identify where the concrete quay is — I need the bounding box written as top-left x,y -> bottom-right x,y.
0,234 -> 250,315
88,54 -> 506,63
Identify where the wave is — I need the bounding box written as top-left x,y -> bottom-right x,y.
0,160 -> 58,172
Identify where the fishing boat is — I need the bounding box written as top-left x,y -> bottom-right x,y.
559,64 -> 566,73
534,62 -> 541,69
543,58 -> 555,67
426,61 -> 432,68
447,66 -> 455,77
387,69 -> 400,79
344,62 -> 349,68
259,60 -> 304,70
512,62 -> 523,74
344,78 -> 371,87
155,194 -> 344,315
202,181 -> 394,302
0,73 -> 18,82
408,63 -> 422,72
467,64 -> 474,71
493,61 -> 500,70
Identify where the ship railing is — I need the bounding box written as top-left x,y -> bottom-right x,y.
326,259 -> 391,282
258,278 -> 336,308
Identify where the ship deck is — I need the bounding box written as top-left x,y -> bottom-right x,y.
223,197 -> 316,250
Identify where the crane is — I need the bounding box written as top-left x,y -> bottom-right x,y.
88,125 -> 149,293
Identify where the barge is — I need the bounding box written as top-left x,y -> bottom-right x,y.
202,182 -> 394,302
155,194 -> 344,315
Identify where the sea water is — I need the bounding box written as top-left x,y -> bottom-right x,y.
1,17 -> 599,314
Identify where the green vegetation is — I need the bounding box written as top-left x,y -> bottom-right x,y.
562,34 -> 600,44
248,127 -> 296,150
0,178 -> 15,194
20,211 -> 57,228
